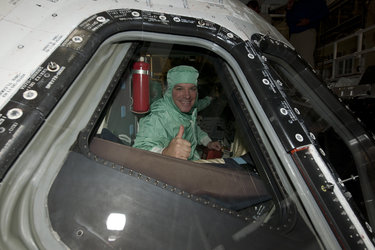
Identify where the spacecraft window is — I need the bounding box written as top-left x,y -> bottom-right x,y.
265,54 -> 373,224
48,34 -> 321,247
87,40 -> 279,218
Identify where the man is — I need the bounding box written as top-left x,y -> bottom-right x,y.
286,0 -> 329,67
133,65 -> 222,160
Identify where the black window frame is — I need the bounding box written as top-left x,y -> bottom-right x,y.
77,39 -> 293,226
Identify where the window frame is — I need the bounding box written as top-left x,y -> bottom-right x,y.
75,31 -> 324,239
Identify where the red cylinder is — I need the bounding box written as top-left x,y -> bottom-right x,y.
132,60 -> 150,113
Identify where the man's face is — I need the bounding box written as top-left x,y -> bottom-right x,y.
172,83 -> 197,113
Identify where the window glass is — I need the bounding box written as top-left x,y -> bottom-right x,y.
91,41 -> 276,218
48,39 -> 322,249
266,56 -> 368,220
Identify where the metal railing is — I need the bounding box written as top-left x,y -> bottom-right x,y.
316,24 -> 375,84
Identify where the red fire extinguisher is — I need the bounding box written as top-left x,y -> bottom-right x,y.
132,57 -> 150,114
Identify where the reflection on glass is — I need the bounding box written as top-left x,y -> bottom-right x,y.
106,213 -> 126,242
106,213 -> 126,230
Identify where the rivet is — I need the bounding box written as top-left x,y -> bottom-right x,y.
72,36 -> 83,43
47,61 -> 60,72
75,229 -> 84,237
7,108 -> 23,120
131,11 -> 140,17
262,79 -> 270,85
280,108 -> 288,115
295,134 -> 303,142
96,16 -> 106,22
23,90 -> 38,100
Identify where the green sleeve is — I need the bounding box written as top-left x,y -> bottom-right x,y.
133,113 -> 171,151
197,125 -> 211,146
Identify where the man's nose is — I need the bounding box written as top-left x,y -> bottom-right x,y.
183,89 -> 190,98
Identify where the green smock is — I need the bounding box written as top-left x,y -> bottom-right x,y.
133,65 -> 211,160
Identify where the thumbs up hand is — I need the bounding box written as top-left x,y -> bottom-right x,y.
175,124 -> 185,139
162,125 -> 191,160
